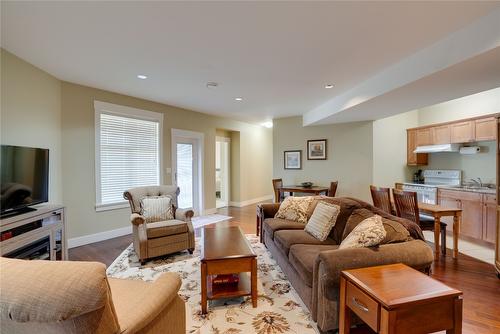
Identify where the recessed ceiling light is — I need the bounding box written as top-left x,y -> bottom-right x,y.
235,97 -> 243,101
206,82 -> 218,89
261,121 -> 273,128
137,74 -> 148,79
325,84 -> 334,89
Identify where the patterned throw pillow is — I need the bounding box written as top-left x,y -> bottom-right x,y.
305,201 -> 341,241
140,196 -> 174,223
339,215 -> 386,249
274,196 -> 315,224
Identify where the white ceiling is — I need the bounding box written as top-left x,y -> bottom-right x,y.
2,1 -> 499,124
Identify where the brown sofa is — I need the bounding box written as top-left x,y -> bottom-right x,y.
0,257 -> 185,334
257,196 -> 434,333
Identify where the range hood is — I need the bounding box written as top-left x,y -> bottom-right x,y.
413,144 -> 460,153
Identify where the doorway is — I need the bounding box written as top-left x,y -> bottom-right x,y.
216,136 -> 230,208
172,129 -> 204,215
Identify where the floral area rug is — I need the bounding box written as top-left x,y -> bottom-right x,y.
107,235 -> 318,334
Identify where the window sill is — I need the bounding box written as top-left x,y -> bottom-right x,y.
95,202 -> 129,212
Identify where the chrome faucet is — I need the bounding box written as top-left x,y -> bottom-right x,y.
470,178 -> 483,187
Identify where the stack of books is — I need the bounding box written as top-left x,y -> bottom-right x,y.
212,274 -> 239,285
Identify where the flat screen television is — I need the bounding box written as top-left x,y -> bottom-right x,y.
1,145 -> 49,217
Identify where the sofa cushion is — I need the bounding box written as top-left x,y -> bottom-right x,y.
274,229 -> 336,256
146,220 -> 188,239
339,215 -> 386,249
274,196 -> 315,224
262,218 -> 305,240
305,202 -> 340,241
343,208 -> 411,244
289,244 -> 339,287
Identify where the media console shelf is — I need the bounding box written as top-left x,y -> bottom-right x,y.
1,205 -> 67,261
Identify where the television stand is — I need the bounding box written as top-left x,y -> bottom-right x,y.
0,205 -> 67,261
0,206 -> 37,219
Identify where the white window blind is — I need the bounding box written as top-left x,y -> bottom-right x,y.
95,102 -> 162,209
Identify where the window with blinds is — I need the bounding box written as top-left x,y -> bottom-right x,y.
95,101 -> 162,209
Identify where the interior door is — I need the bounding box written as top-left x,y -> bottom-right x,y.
172,137 -> 200,213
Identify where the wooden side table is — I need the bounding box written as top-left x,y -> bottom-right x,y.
339,264 -> 463,334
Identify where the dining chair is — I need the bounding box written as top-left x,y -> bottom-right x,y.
272,178 -> 284,203
369,185 -> 393,214
328,181 -> 338,197
393,189 -> 447,255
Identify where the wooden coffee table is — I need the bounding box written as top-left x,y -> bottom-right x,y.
339,263 -> 463,334
200,226 -> 257,314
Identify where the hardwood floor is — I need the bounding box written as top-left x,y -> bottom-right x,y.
69,203 -> 500,334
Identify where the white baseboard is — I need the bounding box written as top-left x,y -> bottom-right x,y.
229,194 -> 273,208
68,225 -> 132,249
202,208 -> 218,215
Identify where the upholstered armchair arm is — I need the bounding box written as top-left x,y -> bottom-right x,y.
175,208 -> 194,222
311,240 -> 433,331
130,213 -> 146,226
108,272 -> 184,334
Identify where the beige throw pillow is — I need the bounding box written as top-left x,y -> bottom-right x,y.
140,196 -> 174,223
274,196 -> 314,224
305,202 -> 341,241
339,215 -> 386,249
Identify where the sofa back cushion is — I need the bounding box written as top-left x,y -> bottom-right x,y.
343,208 -> 411,244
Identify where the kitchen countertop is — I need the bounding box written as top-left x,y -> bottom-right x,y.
436,185 -> 496,195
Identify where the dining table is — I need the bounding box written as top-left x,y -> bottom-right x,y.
279,185 -> 330,198
418,202 -> 462,259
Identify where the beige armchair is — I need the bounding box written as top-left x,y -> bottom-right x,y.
0,257 -> 186,334
123,185 -> 195,264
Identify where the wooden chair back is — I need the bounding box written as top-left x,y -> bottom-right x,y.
392,189 -> 420,225
329,181 -> 338,197
369,185 -> 392,214
272,178 -> 283,203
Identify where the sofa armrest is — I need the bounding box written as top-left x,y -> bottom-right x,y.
175,208 -> 194,222
257,203 -> 280,219
130,213 -> 145,226
108,272 -> 183,334
311,240 -> 433,331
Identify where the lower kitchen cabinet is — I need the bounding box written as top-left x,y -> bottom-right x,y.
438,189 -> 495,243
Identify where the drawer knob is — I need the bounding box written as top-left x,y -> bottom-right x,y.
352,297 -> 369,312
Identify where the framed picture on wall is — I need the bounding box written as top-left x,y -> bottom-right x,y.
307,139 -> 327,160
284,150 -> 302,169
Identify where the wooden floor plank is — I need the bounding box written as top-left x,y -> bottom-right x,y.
69,203 -> 500,334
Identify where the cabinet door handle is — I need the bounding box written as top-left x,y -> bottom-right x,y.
352,297 -> 369,312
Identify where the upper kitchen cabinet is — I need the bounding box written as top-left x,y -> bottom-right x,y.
474,117 -> 497,141
450,121 -> 475,143
416,128 -> 433,146
407,129 -> 428,166
432,124 -> 451,144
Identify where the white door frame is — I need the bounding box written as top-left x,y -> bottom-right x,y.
171,129 -> 204,215
216,136 -> 230,208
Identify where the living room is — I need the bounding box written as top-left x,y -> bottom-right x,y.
1,2 -> 499,334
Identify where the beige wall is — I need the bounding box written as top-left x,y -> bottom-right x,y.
372,110 -> 419,187
273,117 -> 373,201
0,49 -> 62,203
61,82 -> 273,239
373,87 -> 499,186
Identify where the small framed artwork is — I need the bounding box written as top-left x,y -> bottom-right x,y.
284,150 -> 302,169
307,139 -> 327,160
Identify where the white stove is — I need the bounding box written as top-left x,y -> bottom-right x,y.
402,170 -> 461,205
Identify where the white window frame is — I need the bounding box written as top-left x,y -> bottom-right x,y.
94,100 -> 163,211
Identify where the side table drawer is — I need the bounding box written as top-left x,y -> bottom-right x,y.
346,281 -> 379,331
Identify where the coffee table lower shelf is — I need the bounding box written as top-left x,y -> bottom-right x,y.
207,273 -> 251,300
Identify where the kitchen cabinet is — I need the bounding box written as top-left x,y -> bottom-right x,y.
450,121 -> 475,143
416,128 -> 433,146
438,189 -> 496,243
407,129 -> 428,166
483,194 -> 497,243
474,117 -> 497,141
432,125 -> 451,144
